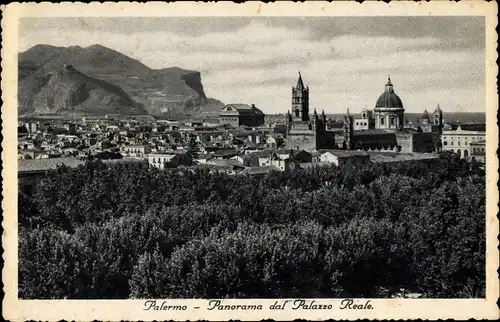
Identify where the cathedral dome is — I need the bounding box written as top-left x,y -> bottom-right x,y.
374,76 -> 404,110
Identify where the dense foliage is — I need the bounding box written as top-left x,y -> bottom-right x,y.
19,152 -> 486,299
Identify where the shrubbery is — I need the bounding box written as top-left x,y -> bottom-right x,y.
19,152 -> 486,299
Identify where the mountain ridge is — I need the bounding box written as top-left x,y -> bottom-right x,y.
19,63 -> 148,116
19,44 -> 224,117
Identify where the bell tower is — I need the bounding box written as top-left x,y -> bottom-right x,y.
433,103 -> 443,127
292,71 -> 309,122
343,108 -> 354,150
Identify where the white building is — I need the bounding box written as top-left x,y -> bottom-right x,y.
122,144 -> 151,157
441,125 -> 485,159
147,153 -> 178,169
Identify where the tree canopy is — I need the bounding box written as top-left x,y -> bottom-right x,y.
19,153 -> 485,299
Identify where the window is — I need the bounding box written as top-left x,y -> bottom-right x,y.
458,142 -> 461,146
355,122 -> 359,126
390,117 -> 395,125
380,117 -> 384,125
443,141 -> 448,146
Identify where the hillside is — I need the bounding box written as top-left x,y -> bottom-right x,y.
19,44 -> 224,116
18,63 -> 147,116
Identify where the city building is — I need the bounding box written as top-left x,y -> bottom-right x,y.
441,124 -> 486,159
122,144 -> 151,157
284,73 -> 444,153
318,150 -> 371,167
469,140 -> 486,163
285,72 -> 335,151
219,104 -> 265,127
147,153 -> 178,169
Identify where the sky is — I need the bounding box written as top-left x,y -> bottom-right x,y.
19,17 -> 485,114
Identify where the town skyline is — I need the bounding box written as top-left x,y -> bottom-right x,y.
19,17 -> 485,115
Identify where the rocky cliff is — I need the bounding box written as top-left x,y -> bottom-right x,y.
18,63 -> 147,116
19,45 -> 224,117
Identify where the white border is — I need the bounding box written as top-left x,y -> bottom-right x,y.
2,2 -> 499,320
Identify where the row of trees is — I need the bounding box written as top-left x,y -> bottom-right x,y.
19,152 -> 486,299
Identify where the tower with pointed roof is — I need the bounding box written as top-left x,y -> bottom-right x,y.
292,71 -> 309,122
432,103 -> 444,151
433,103 -> 443,126
422,109 -> 431,125
343,108 -> 354,149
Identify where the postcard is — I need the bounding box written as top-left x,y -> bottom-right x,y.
2,1 -> 499,321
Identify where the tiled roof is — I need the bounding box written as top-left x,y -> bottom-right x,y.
368,152 -> 439,163
208,159 -> 245,167
18,157 -> 85,173
240,165 -> 281,175
299,162 -> 332,169
318,149 -> 369,157
223,104 -> 264,115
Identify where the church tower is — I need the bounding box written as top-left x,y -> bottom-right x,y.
433,103 -> 443,127
292,72 -> 309,122
343,108 -> 354,150
432,103 -> 444,152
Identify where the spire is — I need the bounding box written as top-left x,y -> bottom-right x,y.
422,109 -> 430,120
435,103 -> 442,113
313,108 -> 317,115
321,109 -> 325,116
384,75 -> 394,92
386,75 -> 392,86
295,71 -> 305,90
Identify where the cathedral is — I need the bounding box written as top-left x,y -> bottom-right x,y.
284,73 -> 443,153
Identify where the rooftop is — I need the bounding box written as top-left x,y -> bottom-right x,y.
318,149 -> 370,158
299,162 -> 332,169
367,152 -> 439,163
239,165 -> 281,175
19,157 -> 85,173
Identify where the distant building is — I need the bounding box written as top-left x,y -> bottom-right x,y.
18,158 -> 86,195
285,72 -> 335,151
353,109 -> 375,131
318,150 -> 371,167
219,104 -> 265,127
147,153 -> 178,169
122,144 -> 151,157
26,121 -> 39,135
61,122 -> 76,134
441,125 -> 485,158
239,165 -> 282,177
284,73 -> 443,154
469,140 -> 486,163
373,77 -> 405,130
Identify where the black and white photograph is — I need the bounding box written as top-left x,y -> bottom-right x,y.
2,1 -> 499,321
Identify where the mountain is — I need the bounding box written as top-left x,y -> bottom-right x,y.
18,63 -> 147,116
19,44 -> 224,117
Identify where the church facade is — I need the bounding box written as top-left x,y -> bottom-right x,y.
284,73 -> 443,153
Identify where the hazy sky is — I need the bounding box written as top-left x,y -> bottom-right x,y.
19,17 -> 485,114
